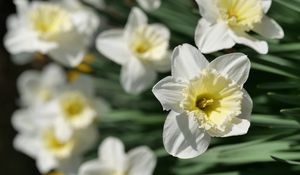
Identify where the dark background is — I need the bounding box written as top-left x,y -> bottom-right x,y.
0,1 -> 39,174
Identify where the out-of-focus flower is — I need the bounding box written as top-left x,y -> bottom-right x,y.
17,63 -> 66,107
12,107 -> 98,174
43,75 -> 110,138
79,137 -> 156,175
195,0 -> 284,54
137,0 -> 161,11
96,7 -> 170,94
152,44 -> 253,159
4,0 -> 100,67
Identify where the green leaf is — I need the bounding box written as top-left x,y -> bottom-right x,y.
273,0 -> 300,13
271,156 -> 300,165
251,114 -> 299,128
281,108 -> 300,117
251,62 -> 298,79
257,81 -> 300,90
101,110 -> 165,124
268,92 -> 300,106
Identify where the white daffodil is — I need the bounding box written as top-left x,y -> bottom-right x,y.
12,107 -> 98,174
152,44 -> 253,159
17,63 -> 66,107
4,0 -> 99,67
137,0 -> 161,11
44,75 -> 110,137
96,7 -> 170,94
79,137 -> 156,175
195,0 -> 284,54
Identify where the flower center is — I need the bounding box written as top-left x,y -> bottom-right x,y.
43,128 -> 75,158
181,69 -> 243,135
28,3 -> 73,39
217,0 -> 263,31
196,95 -> 215,111
129,25 -> 168,61
60,91 -> 86,119
37,88 -> 53,102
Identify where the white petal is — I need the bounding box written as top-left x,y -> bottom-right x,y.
221,118 -> 250,137
221,90 -> 252,137
124,7 -> 147,38
11,109 -> 35,132
6,15 -> 19,30
240,89 -> 253,121
149,24 -> 170,40
79,160 -> 114,175
127,146 -> 156,175
17,70 -> 41,106
54,117 -> 73,142
42,63 -> 66,87
14,0 -> 29,14
152,76 -> 185,112
150,54 -> 171,72
163,111 -> 211,159
99,137 -> 126,172
195,19 -> 235,54
171,43 -> 209,81
75,127 -> 99,154
49,31 -> 86,67
36,150 -> 58,173
208,53 -> 250,85
71,9 -> 100,37
121,58 -> 156,95
137,0 -> 161,11
96,29 -> 131,65
195,0 -> 219,22
70,74 -> 95,97
229,30 -> 268,54
261,0 -> 272,13
4,28 -> 57,54
13,134 -> 39,158
253,16 -> 284,39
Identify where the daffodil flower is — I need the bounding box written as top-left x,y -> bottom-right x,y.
79,137 -> 156,175
152,44 -> 253,159
12,107 -> 98,174
17,63 -> 66,107
137,0 -> 161,11
96,7 -> 170,94
4,0 -> 99,67
43,75 -> 110,139
195,0 -> 284,54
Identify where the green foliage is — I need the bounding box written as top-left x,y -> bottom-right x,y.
81,0 -> 300,174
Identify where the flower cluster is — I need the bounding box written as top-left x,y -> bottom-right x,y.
5,0 -> 99,66
12,64 -> 107,173
4,0 -> 285,174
